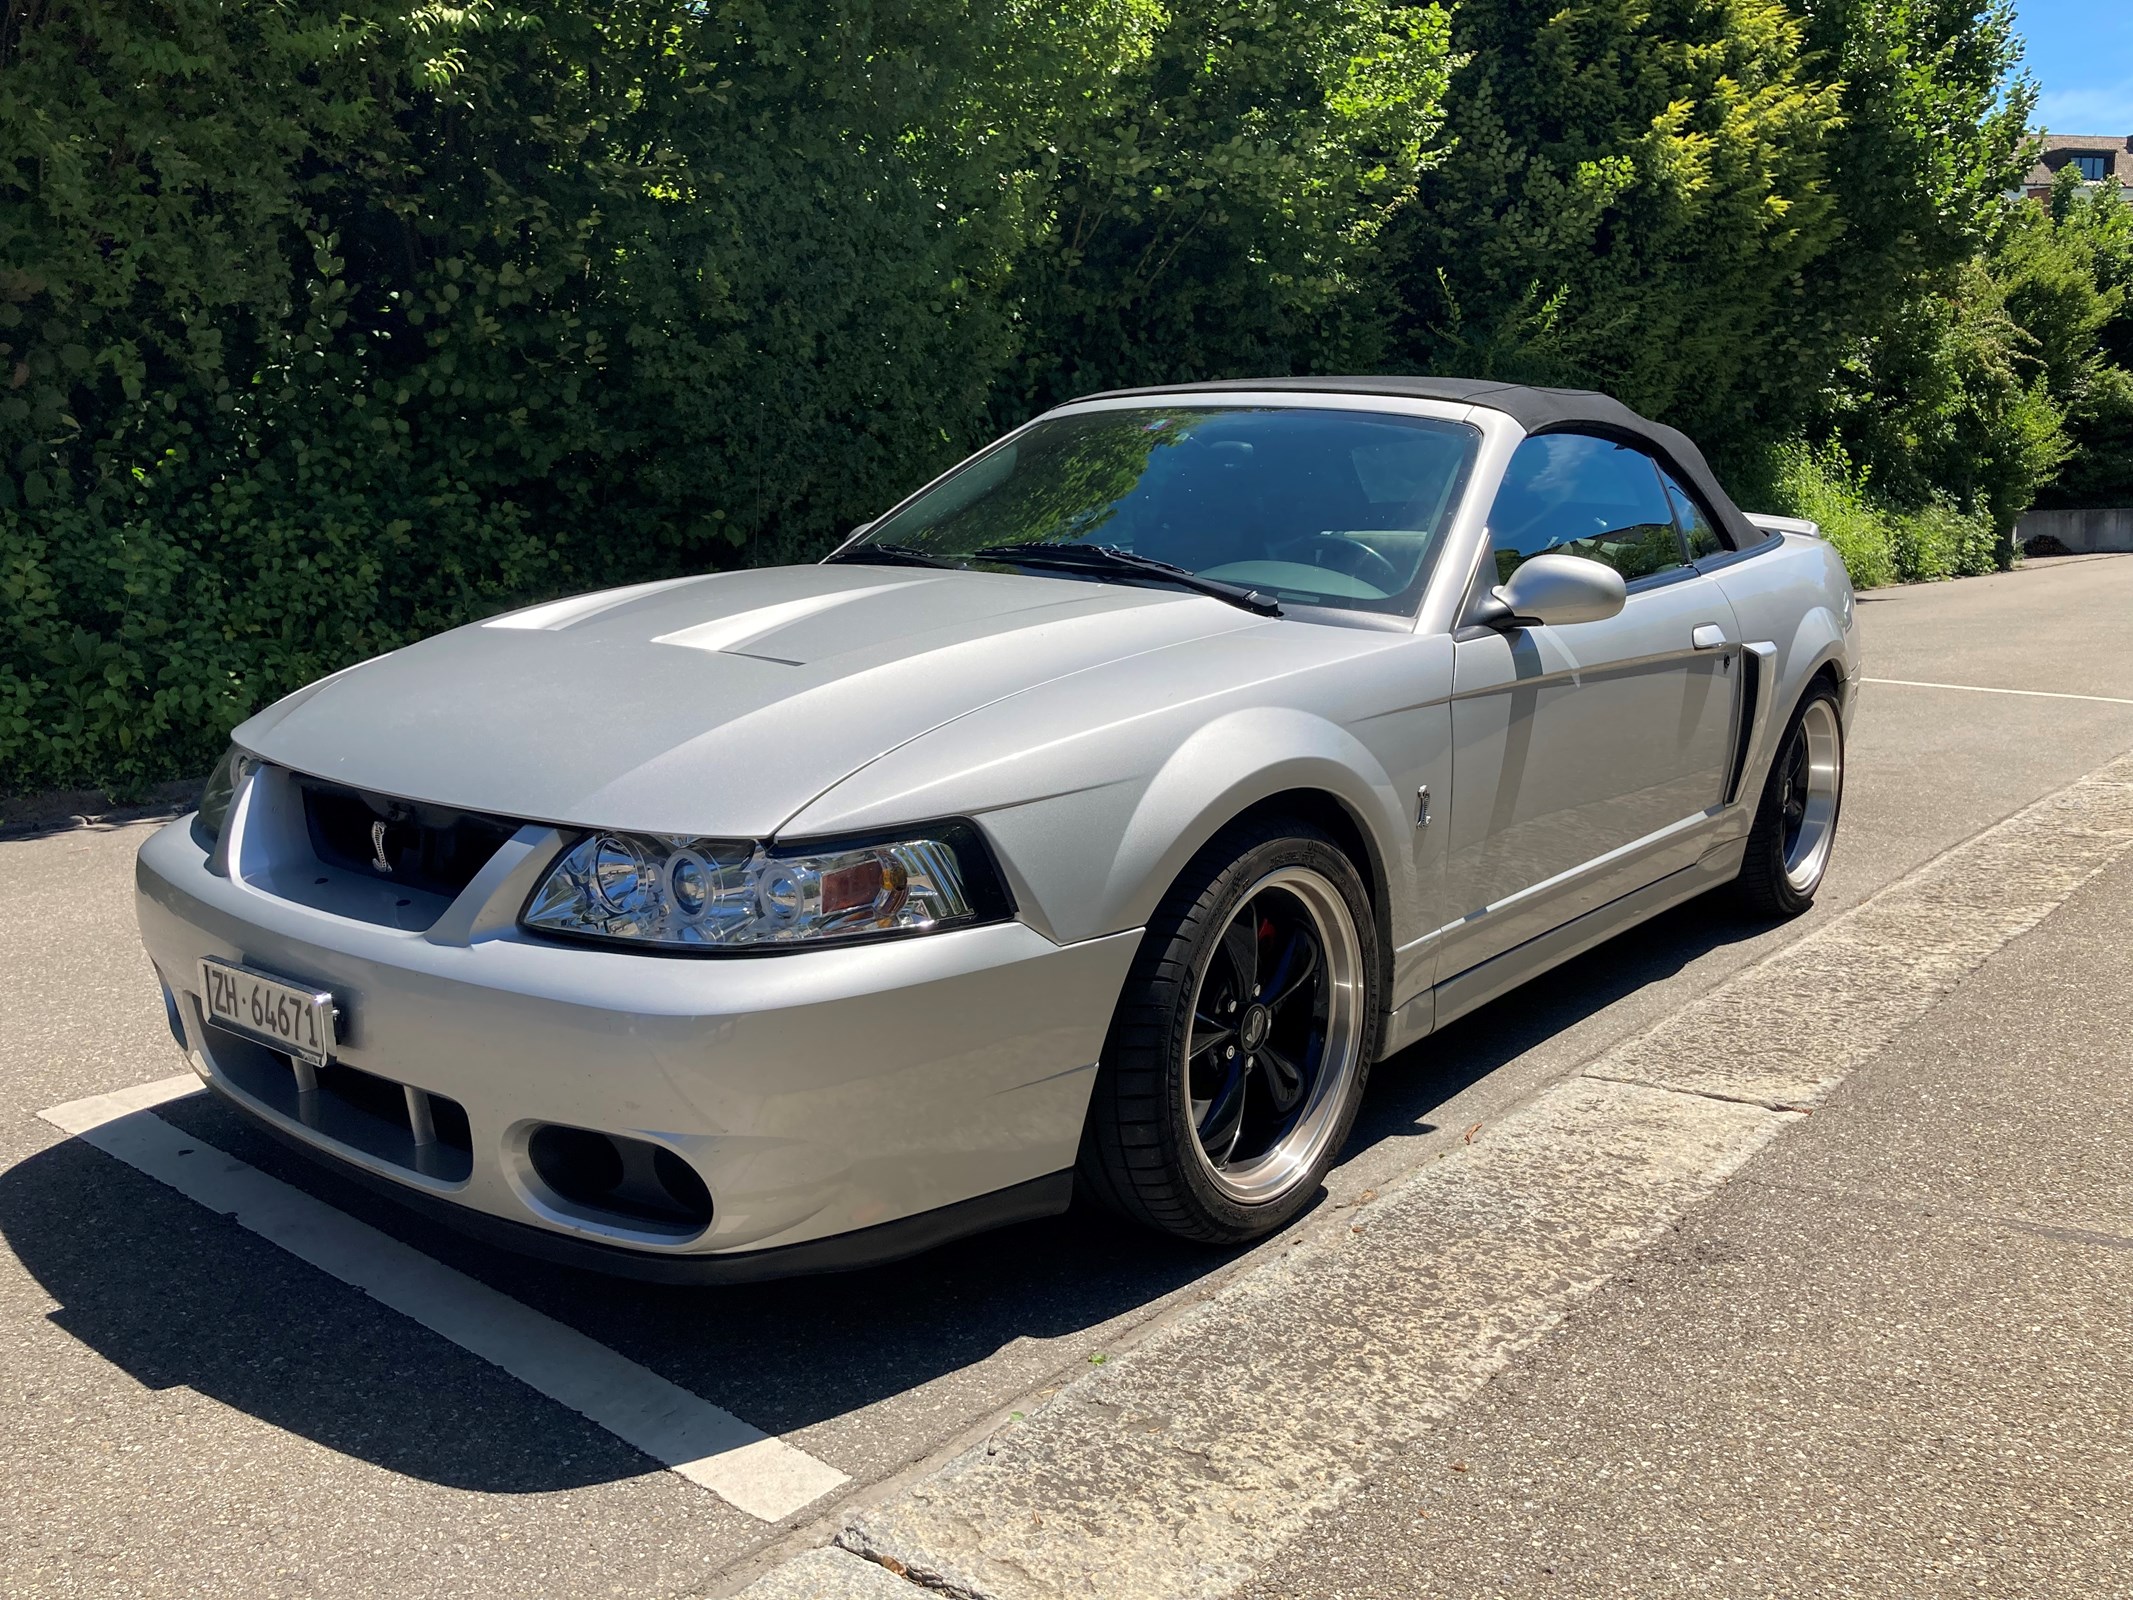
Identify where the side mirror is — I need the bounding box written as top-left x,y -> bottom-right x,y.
1475,552 -> 1626,630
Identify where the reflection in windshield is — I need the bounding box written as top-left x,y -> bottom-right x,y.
854,407 -> 1480,615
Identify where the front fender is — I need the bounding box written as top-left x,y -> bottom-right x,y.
881,707 -> 1410,951
782,622 -> 1445,952
1099,708 -> 1409,939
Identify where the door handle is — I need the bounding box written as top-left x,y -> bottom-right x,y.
1691,624 -> 1727,650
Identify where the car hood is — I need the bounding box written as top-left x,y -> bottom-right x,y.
235,563 -> 1273,837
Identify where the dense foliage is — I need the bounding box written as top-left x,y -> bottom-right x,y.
0,0 -> 1169,790
0,0 -> 2123,796
999,0 -> 1455,414
1383,0 -> 1843,450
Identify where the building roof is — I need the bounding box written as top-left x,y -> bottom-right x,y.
1078,375 -> 1765,551
2024,134 -> 2133,190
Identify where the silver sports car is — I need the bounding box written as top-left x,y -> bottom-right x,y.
136,377 -> 1858,1279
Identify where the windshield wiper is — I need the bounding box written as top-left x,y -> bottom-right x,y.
971,543 -> 1282,617
823,541 -> 958,570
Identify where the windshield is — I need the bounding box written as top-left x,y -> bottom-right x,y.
852,406 -> 1481,615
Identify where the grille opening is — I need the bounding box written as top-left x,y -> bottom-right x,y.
527,1123 -> 714,1236
299,777 -> 519,902
202,1016 -> 473,1184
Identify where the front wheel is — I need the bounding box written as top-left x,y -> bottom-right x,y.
1735,681 -> 1845,917
1078,821 -> 1381,1244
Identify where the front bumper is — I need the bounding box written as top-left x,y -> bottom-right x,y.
136,798 -> 1138,1275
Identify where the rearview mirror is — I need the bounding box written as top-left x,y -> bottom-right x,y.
1477,552 -> 1626,630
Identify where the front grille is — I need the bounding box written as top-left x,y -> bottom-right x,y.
299,777 -> 519,902
204,1017 -> 474,1184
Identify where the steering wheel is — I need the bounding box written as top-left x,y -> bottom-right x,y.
1274,532 -> 1402,592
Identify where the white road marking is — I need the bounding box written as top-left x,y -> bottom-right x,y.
37,1077 -> 849,1524
1864,675 -> 2133,707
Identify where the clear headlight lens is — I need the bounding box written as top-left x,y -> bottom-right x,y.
520,825 -> 1006,950
191,745 -> 259,850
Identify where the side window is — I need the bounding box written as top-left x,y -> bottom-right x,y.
1660,468 -> 1727,559
1485,433 -> 1688,585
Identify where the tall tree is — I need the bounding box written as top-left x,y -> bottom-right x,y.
1384,0 -> 1842,458
1002,0 -> 1457,416
2020,168 -> 2133,510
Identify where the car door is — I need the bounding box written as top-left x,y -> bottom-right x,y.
1437,431 -> 1742,979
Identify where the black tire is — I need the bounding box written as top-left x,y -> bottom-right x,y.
1077,818 -> 1382,1244
1735,680 -> 1845,918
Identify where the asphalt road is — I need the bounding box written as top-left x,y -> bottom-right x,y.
4,554 -> 2130,1598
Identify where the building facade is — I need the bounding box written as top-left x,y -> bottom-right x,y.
2022,134 -> 2133,203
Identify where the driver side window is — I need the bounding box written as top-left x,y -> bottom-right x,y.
1485,433 -> 1687,585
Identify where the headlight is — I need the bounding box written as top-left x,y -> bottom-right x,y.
191,745 -> 259,850
519,823 -> 1010,951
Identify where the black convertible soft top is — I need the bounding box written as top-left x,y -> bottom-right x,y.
1080,375 -> 1764,553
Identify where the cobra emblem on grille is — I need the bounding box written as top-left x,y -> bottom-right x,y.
370,819 -> 393,874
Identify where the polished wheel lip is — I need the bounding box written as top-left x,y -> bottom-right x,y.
1781,698 -> 1842,893
1182,864 -> 1365,1205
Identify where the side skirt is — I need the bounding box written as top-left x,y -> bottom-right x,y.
1378,840 -> 1747,1057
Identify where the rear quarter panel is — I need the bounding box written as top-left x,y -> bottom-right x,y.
1710,533 -> 1860,788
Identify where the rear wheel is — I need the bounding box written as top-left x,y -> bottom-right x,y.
1078,821 -> 1380,1244
1735,681 -> 1844,917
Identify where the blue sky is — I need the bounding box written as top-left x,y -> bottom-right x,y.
2017,1 -> 2133,132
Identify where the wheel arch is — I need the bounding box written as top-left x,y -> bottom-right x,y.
1739,624 -> 1850,807
1094,706 -> 1414,958
1201,787 -> 1395,997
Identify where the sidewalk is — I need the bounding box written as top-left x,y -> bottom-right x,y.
1242,848 -> 2133,1597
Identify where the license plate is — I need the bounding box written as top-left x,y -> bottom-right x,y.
198,958 -> 337,1068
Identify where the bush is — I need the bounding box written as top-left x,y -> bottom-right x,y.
1760,441 -> 1895,590
1889,499 -> 1997,582
1757,438 -> 1995,590
0,0 -> 2097,798
0,0 -> 1123,794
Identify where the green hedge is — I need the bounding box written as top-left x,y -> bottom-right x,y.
0,0 -> 2106,797
1,0 -> 1455,795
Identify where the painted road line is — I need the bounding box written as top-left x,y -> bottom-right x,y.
1864,676 -> 2133,707
810,748 -> 2133,1600
37,1079 -> 849,1524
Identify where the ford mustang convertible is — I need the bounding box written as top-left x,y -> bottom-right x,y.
136,376 -> 1858,1280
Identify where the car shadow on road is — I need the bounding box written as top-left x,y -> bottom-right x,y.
1351,893 -> 1773,1151
0,893 -> 1772,1493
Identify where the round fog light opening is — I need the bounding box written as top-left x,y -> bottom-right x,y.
528,1124 -> 625,1198
653,1148 -> 713,1218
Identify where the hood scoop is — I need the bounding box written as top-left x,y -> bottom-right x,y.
651,580 -> 928,663
235,563 -> 1261,838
